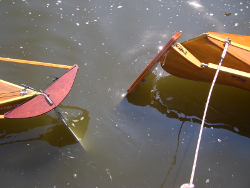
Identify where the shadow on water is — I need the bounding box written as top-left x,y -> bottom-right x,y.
0,105 -> 89,147
122,72 -> 250,186
126,73 -> 250,139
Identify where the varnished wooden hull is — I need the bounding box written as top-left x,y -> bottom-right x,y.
161,32 -> 250,91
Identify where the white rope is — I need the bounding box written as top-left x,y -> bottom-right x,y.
181,38 -> 231,188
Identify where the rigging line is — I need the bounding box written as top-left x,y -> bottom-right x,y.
2,91 -> 39,116
44,92 -> 80,142
40,65 -> 75,91
181,38 -> 231,188
54,105 -> 80,142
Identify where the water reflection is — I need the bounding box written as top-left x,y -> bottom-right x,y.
160,120 -> 185,188
126,73 -> 250,138
0,105 -> 89,147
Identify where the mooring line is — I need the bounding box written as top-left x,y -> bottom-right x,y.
181,38 -> 231,188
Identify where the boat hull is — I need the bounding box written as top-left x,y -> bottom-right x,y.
4,64 -> 78,119
161,32 -> 250,91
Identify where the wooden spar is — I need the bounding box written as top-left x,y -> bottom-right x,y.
0,57 -> 72,69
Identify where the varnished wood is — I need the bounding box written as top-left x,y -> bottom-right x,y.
161,32 -> 250,91
0,80 -> 37,115
208,63 -> 250,79
127,32 -> 181,93
0,57 -> 73,69
170,42 -> 202,68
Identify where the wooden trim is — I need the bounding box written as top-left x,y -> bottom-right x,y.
0,79 -> 37,105
127,32 -> 181,93
0,57 -> 73,69
208,63 -> 250,78
172,42 -> 202,68
207,33 -> 250,52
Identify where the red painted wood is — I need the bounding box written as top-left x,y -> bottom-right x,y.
4,64 -> 78,119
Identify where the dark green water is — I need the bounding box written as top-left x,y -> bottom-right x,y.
0,0 -> 250,187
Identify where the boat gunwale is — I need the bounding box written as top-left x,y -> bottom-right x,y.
0,79 -> 37,105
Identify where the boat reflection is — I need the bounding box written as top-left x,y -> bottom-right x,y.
126,73 -> 250,138
0,105 -> 89,147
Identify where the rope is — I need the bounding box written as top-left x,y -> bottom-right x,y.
181,38 -> 231,188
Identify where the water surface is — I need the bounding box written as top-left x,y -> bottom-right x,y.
0,0 -> 250,187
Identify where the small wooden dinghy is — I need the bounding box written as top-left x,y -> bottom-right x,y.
127,32 -> 250,93
0,58 -> 78,119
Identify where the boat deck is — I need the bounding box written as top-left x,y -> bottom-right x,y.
0,80 -> 36,113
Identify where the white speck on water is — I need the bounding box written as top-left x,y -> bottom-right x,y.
210,13 -> 213,16
235,13 -> 238,16
234,127 -> 239,132
106,168 -> 112,182
72,119 -> 79,122
206,179 -> 209,183
76,23 -> 80,26
86,21 -> 89,24
73,174 -> 77,178
80,117 -> 84,120
117,5 -> 122,8
218,139 -> 221,142
234,23 -> 239,26
72,123 -> 75,127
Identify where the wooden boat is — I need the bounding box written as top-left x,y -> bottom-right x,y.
127,32 -> 250,93
0,57 -> 78,119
